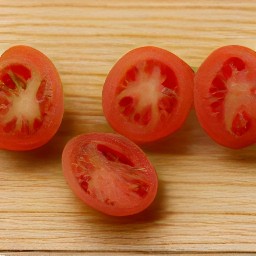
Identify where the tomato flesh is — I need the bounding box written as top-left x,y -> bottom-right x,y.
117,60 -> 178,127
102,46 -> 194,144
62,133 -> 158,216
0,46 -> 63,150
0,64 -> 45,134
194,45 -> 256,148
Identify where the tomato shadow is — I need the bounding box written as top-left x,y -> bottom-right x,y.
2,107 -> 112,167
2,136 -> 65,173
219,144 -> 256,165
69,177 -> 173,248
79,177 -> 168,226
1,111 -> 78,171
142,110 -> 201,155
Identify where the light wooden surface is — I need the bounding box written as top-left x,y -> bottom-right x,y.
1,0 -> 256,254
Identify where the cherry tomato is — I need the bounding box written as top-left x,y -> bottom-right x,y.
102,46 -> 194,144
0,45 -> 64,150
62,133 -> 158,216
194,45 -> 256,149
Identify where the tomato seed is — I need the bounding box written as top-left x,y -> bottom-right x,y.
158,96 -> 177,113
1,73 -> 16,90
0,95 -> 10,115
10,64 -> 31,81
97,144 -> 134,167
210,100 -> 223,114
119,96 -> 133,107
211,76 -> 227,91
119,96 -> 134,116
221,63 -> 232,79
140,106 -> 152,125
161,65 -> 178,91
39,100 -> 52,116
132,180 -> 149,198
122,105 -> 134,116
36,80 -> 47,101
21,119 -> 30,134
33,118 -> 43,131
126,66 -> 138,82
3,117 -> 17,133
225,57 -> 245,72
104,198 -> 115,206
80,176 -> 91,194
231,110 -> 251,136
133,106 -> 152,126
210,91 -> 226,99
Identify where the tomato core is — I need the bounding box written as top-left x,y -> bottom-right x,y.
207,56 -> 255,137
0,64 -> 51,135
68,139 -> 155,213
116,59 -> 178,128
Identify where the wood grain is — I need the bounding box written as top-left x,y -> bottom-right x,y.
1,0 -> 256,254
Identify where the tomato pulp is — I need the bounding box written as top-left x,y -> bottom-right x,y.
194,45 -> 256,149
102,46 -> 194,144
0,45 -> 64,150
62,133 -> 158,216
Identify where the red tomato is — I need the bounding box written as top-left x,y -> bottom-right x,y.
0,45 -> 64,150
102,46 -> 194,144
62,133 -> 158,216
194,45 -> 256,149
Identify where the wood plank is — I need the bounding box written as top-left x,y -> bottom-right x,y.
1,0 -> 256,253
1,253 -> 254,256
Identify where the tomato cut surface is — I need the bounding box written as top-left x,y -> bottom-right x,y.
62,133 -> 158,216
102,46 -> 194,144
194,45 -> 256,149
0,45 -> 64,150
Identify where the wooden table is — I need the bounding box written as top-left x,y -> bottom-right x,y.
1,0 -> 256,255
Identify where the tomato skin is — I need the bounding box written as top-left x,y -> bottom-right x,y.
0,45 -> 64,150
194,45 -> 256,149
62,133 -> 158,216
102,46 -> 194,144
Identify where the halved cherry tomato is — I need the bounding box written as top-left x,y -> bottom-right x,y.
0,45 -> 64,150
194,45 -> 256,149
62,133 -> 158,216
102,46 -> 194,144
